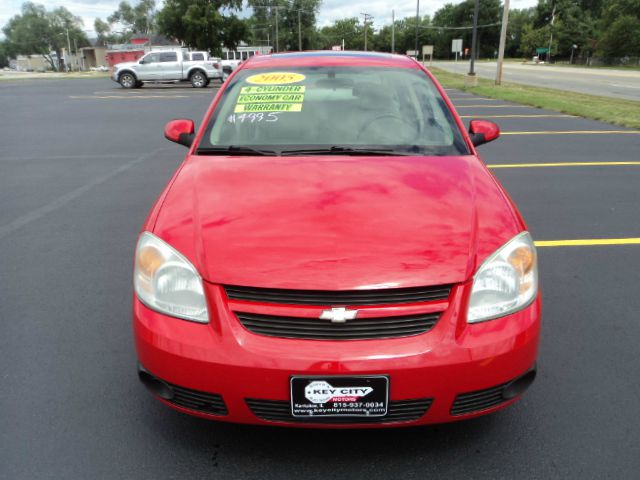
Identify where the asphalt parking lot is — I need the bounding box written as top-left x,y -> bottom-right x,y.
1,78 -> 639,479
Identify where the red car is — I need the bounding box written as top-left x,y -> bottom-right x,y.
133,51 -> 540,427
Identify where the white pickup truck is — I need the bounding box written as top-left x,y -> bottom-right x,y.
112,50 -> 223,88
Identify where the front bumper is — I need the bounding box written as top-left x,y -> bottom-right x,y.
133,282 -> 541,427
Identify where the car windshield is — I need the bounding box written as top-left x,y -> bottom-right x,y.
198,66 -> 468,156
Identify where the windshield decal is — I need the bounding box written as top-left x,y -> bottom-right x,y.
245,72 -> 306,85
235,84 -> 305,113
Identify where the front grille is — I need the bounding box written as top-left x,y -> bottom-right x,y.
224,284 -> 452,306
236,312 -> 440,340
450,382 -> 509,416
168,383 -> 228,416
246,398 -> 432,424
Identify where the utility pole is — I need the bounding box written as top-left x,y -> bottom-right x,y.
415,0 -> 420,57
466,0 -> 480,86
547,6 -> 556,64
66,29 -> 72,72
495,0 -> 510,85
298,10 -> 302,51
361,13 -> 372,51
275,7 -> 279,53
391,10 -> 395,54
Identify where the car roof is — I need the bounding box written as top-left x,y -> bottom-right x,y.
242,51 -> 420,70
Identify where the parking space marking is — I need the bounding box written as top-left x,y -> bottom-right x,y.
460,114 -> 575,118
449,97 -> 498,101
501,130 -> 640,135
535,238 -> 640,247
455,104 -> 528,108
0,148 -> 165,241
488,161 -> 640,168
70,95 -> 190,99
93,90 -> 215,95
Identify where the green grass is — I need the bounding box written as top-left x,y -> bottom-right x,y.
429,67 -> 640,129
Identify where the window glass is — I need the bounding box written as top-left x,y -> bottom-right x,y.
191,53 -> 204,61
241,51 -> 248,60
159,52 -> 178,62
142,53 -> 160,64
201,67 -> 468,156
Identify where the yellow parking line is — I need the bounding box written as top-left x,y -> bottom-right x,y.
488,161 -> 640,168
70,95 -> 189,99
536,238 -> 640,247
450,97 -> 498,101
461,114 -> 576,118
455,104 -> 528,108
502,130 -> 640,135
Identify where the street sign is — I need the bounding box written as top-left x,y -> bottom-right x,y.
451,39 -> 463,53
406,50 -> 418,57
536,47 -> 549,54
422,45 -> 434,56
332,45 -> 342,51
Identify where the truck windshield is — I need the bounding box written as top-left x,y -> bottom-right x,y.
199,66 -> 468,156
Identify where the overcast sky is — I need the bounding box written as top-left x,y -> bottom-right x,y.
2,0 -> 538,37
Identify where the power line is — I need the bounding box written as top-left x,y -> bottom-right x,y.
418,22 -> 502,31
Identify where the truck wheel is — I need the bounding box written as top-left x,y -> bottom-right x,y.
119,72 -> 136,89
190,71 -> 206,88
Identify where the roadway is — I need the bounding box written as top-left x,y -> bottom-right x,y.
1,78 -> 639,479
432,60 -> 640,101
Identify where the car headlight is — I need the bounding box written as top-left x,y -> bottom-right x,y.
134,232 -> 208,323
467,231 -> 538,323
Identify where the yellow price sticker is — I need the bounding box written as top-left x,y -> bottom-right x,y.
246,72 -> 306,85
235,103 -> 303,113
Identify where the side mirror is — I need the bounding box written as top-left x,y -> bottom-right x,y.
469,120 -> 500,147
138,59 -> 145,64
164,119 -> 195,147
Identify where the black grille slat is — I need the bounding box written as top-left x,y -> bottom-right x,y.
246,398 -> 432,424
225,285 -> 452,306
168,384 -> 228,416
451,382 -> 510,416
237,312 -> 440,340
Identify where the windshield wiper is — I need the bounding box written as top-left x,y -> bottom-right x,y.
280,146 -> 410,156
196,146 -> 278,156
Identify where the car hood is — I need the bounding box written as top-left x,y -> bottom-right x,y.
153,155 -> 521,290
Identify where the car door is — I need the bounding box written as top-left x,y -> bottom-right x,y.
136,52 -> 160,80
158,52 -> 181,80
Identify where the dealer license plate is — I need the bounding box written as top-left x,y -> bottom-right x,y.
290,376 -> 389,418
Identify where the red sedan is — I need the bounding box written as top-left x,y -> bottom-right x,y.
133,51 -> 540,427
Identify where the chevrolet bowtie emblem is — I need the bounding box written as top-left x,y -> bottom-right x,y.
319,307 -> 358,323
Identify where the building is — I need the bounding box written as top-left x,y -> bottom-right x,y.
222,44 -> 273,61
79,44 -> 108,69
105,36 -> 181,68
15,54 -> 56,72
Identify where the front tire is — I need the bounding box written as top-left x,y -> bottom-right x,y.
190,71 -> 207,88
119,72 -> 136,89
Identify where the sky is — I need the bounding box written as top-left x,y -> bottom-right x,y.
1,0 -> 539,37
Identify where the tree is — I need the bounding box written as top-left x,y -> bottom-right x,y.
597,0 -> 640,58
318,18 -> 364,50
0,41 -> 13,68
156,0 -> 247,55
108,0 -> 156,36
94,17 -> 129,45
505,8 -> 536,58
2,2 -> 89,71
431,0 -> 502,59
247,0 -> 321,51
